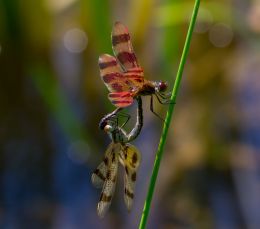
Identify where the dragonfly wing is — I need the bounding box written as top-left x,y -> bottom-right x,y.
108,91 -> 134,108
91,143 -> 114,188
112,22 -> 144,87
124,69 -> 144,88
91,160 -> 107,188
120,143 -> 141,211
112,22 -> 139,71
97,144 -> 120,218
99,54 -> 131,92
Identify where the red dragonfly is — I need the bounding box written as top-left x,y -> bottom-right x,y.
98,22 -> 170,117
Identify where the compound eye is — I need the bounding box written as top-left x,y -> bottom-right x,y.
99,120 -> 107,130
104,124 -> 113,132
159,81 -> 167,92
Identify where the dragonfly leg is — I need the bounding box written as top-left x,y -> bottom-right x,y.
109,111 -> 131,128
150,95 -> 165,122
117,112 -> 131,128
163,91 -> 172,98
157,91 -> 171,99
155,93 -> 175,105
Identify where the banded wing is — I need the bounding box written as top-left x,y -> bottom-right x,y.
123,68 -> 144,87
119,143 -> 141,211
112,22 -> 144,86
97,143 -> 120,218
91,143 -> 114,188
99,54 -> 130,92
99,54 -> 134,108
108,91 -> 133,108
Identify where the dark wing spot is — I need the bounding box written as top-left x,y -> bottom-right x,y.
103,73 -> 116,83
125,188 -> 134,199
131,172 -> 136,182
112,153 -> 116,162
100,193 -> 112,202
104,157 -> 109,165
94,169 -> 106,181
132,153 -> 137,164
106,170 -> 111,179
117,52 -> 137,66
99,60 -> 117,69
125,166 -> 129,175
111,83 -> 123,92
112,34 -> 130,46
134,79 -> 143,83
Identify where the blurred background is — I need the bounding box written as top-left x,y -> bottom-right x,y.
1,0 -> 260,228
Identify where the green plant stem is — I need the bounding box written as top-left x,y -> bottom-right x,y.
138,1 -> 200,228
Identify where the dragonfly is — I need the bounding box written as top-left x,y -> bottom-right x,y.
99,96 -> 143,142
92,97 -> 143,218
98,21 -> 171,119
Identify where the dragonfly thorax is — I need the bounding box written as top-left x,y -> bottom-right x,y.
138,81 -> 156,96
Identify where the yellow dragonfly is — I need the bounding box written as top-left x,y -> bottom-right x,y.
92,97 -> 143,218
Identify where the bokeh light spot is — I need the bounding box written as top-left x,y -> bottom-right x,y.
209,23 -> 233,48
195,7 -> 213,34
67,140 -> 90,164
247,2 -> 260,33
63,28 -> 88,53
45,0 -> 77,12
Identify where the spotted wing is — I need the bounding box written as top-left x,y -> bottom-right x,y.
99,54 -> 132,92
91,143 -> 114,188
91,160 -> 107,188
119,143 -> 141,211
97,143 -> 120,218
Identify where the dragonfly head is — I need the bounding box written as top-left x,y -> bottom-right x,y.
104,124 -> 115,133
99,117 -> 107,130
155,81 -> 168,93
99,116 -> 117,133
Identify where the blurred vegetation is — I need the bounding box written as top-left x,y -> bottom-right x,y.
1,0 -> 260,228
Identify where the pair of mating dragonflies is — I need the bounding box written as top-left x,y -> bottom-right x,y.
91,22 -> 171,218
